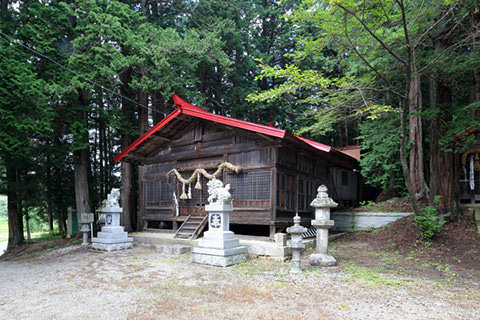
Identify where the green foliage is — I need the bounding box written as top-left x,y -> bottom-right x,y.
358,114 -> 405,192
413,197 -> 450,244
0,196 -> 6,218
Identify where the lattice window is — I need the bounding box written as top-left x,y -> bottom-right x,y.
298,178 -> 314,211
277,173 -> 296,209
228,170 -> 271,201
144,179 -> 172,207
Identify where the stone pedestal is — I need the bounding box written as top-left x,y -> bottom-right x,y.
309,185 -> 337,266
92,207 -> 133,252
192,203 -> 247,267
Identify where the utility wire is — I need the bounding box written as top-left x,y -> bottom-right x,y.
0,31 -> 167,117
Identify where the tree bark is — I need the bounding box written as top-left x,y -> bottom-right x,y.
74,147 -> 91,215
471,12 -> 479,103
6,164 -> 24,249
74,92 -> 91,229
119,69 -> 135,232
121,162 -> 133,231
408,70 -> 425,196
429,79 -> 455,214
25,208 -> 31,241
46,153 -> 54,231
399,100 -> 421,215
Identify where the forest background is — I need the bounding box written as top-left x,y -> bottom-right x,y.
0,0 -> 478,249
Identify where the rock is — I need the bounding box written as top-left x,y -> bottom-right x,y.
309,253 -> 336,266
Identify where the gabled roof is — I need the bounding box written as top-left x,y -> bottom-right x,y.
114,94 -> 351,163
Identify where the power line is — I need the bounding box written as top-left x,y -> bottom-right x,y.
0,31 -> 167,117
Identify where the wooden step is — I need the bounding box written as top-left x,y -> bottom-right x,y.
174,214 -> 208,240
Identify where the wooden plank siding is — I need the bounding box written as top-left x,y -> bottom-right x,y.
139,121 -> 278,228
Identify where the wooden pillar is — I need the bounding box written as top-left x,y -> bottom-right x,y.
137,165 -> 144,231
121,161 -> 133,232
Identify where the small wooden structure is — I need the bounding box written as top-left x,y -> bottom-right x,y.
460,144 -> 480,204
115,95 -> 360,237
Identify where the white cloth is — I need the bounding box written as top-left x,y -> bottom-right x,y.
469,155 -> 475,191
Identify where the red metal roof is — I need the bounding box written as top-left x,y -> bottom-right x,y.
114,94 -> 347,162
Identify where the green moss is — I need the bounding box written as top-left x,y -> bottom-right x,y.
344,263 -> 410,286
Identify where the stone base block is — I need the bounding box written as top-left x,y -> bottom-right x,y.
97,231 -> 128,239
197,237 -> 240,249
150,244 -> 192,255
91,241 -> 133,252
202,230 -> 236,241
101,226 -> 126,233
309,253 -> 336,266
192,246 -> 247,267
92,237 -> 133,244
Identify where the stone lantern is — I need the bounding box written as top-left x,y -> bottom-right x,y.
309,185 -> 337,266
79,213 -> 94,246
287,214 -> 307,273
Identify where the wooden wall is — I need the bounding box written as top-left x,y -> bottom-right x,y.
139,120 -> 276,227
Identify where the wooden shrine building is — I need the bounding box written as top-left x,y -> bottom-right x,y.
115,95 -> 360,238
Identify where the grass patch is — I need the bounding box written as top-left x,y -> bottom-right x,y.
344,263 -> 410,286
233,258 -> 286,276
0,216 -> 8,242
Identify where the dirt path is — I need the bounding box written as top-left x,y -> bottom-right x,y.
0,243 -> 478,320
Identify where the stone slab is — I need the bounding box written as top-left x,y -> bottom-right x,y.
197,238 -> 240,249
191,252 -> 246,267
191,245 -> 247,257
331,211 -> 413,232
92,237 -> 133,244
97,231 -> 128,239
202,230 -> 236,240
101,226 -> 126,233
91,242 -> 133,252
149,244 -> 192,255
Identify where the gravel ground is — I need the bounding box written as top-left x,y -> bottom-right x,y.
0,243 -> 479,320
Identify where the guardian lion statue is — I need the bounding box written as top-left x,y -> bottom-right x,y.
207,178 -> 232,205
106,188 -> 121,208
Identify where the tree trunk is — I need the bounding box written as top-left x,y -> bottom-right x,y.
429,80 -> 456,214
6,164 -> 23,249
152,90 -> 165,124
138,89 -> 148,134
428,76 -> 438,206
119,69 -> 136,232
399,100 -> 421,215
408,70 -> 425,197
74,147 -> 91,217
46,153 -> 54,231
121,162 -> 133,231
74,92 -> 91,230
471,12 -> 479,103
25,208 -> 31,241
